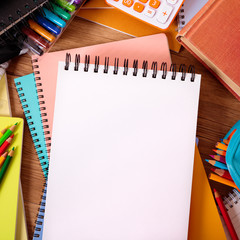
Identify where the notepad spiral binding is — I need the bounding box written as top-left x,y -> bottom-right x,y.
32,57 -> 52,156
223,189 -> 240,210
15,80 -> 49,177
178,4 -> 185,31
64,53 -> 196,81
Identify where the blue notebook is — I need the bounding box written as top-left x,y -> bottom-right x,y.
14,73 -> 48,239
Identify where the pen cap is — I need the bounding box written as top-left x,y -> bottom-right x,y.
225,120 -> 240,190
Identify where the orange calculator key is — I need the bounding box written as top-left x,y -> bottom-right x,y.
139,0 -> 148,3
122,0 -> 134,7
133,2 -> 145,12
149,0 -> 160,8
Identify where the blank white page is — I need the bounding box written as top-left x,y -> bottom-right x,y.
43,61 -> 201,240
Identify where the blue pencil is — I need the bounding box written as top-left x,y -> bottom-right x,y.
205,159 -> 228,170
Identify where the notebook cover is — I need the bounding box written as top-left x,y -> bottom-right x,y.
0,117 -> 24,240
188,146 -> 226,239
77,9 -> 181,52
177,0 -> 240,99
32,34 -> 172,157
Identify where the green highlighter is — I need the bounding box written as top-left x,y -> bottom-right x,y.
54,0 -> 76,12
51,2 -> 71,20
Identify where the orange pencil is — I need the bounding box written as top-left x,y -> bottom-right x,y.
211,168 -> 233,181
214,189 -> 238,240
215,142 -> 228,151
213,149 -> 226,156
0,152 -> 8,167
0,135 -> 14,156
221,139 -> 229,145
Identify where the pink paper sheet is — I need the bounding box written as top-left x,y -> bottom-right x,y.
32,34 -> 171,155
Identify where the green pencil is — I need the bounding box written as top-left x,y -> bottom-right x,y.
0,123 -> 18,147
0,147 -> 15,184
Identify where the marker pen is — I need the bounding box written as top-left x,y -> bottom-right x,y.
42,7 -> 66,28
54,0 -> 76,12
50,2 -> 71,20
35,14 -> 61,35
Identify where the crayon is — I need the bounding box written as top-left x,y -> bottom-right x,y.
209,173 -> 239,191
0,123 -> 17,146
51,2 -> 71,20
0,152 -> 8,167
0,135 -> 14,156
215,142 -> 228,151
212,149 -> 226,156
0,147 -> 14,184
211,168 -> 233,181
28,19 -> 55,42
210,154 -> 226,163
42,7 -> 66,28
205,159 -> 228,170
214,189 -> 238,240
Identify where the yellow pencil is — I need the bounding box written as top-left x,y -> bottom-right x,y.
0,152 -> 8,167
209,173 -> 240,191
216,142 -> 228,151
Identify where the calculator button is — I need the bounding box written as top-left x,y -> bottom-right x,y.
122,0 -> 134,7
133,2 -> 145,12
156,4 -> 173,23
144,7 -> 156,17
149,0 -> 160,9
167,0 -> 178,4
139,0 -> 148,3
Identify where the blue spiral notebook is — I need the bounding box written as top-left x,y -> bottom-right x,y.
14,73 -> 48,239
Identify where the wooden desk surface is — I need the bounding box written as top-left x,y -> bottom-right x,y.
6,16 -> 240,238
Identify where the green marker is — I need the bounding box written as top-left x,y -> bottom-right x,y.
54,0 -> 76,12
51,2 -> 71,20
0,122 -> 18,146
0,147 -> 15,184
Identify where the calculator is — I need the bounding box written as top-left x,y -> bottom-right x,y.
105,0 -> 184,30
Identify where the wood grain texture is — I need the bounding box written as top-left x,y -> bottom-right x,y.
6,16 -> 240,238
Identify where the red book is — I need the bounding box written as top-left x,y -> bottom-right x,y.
177,0 -> 240,100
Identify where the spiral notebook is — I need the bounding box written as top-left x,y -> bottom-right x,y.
42,55 -> 201,239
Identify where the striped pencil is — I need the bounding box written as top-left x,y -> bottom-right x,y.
211,168 -> 233,181
205,159 -> 228,170
213,149 -> 226,156
0,135 -> 14,156
209,173 -> 239,191
0,152 -> 8,168
210,155 -> 226,163
215,142 -> 228,151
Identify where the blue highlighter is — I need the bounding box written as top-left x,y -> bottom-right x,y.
35,15 -> 61,35
42,7 -> 66,28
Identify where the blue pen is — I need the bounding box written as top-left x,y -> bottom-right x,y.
35,15 -> 61,35
42,7 -> 66,28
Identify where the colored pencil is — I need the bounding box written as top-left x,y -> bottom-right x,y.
210,154 -> 226,163
209,173 -> 240,191
0,152 -> 8,167
214,189 -> 238,240
0,123 -> 17,146
211,168 -> 233,181
205,159 -> 228,170
228,129 -> 236,141
215,142 -> 228,151
220,139 -> 229,145
0,135 -> 14,156
0,127 -> 7,138
212,149 -> 226,156
0,147 -> 14,184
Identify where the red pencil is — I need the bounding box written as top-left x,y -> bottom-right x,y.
0,135 -> 14,156
211,168 -> 233,181
210,154 -> 226,163
214,189 -> 238,240
228,129 -> 236,141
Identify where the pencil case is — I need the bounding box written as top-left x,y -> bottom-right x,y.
225,120 -> 240,190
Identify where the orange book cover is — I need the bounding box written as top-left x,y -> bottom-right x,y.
177,0 -> 240,100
